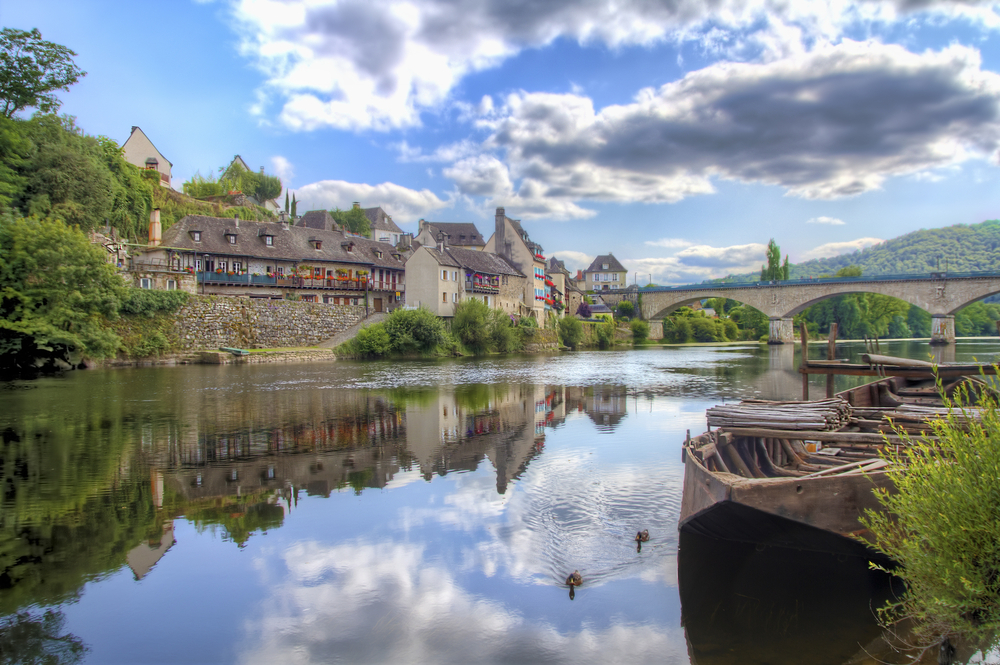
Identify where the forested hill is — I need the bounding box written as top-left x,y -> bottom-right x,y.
789,220 -> 1000,278
722,220 -> 1000,282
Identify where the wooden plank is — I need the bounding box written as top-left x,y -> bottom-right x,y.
826,323 -> 838,398
725,426 -> 912,444
800,458 -> 888,479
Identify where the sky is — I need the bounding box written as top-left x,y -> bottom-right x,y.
5,0 -> 1000,285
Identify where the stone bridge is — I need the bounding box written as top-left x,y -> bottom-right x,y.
607,272 -> 1000,344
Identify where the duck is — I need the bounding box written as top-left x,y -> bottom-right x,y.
635,530 -> 650,543
565,570 -> 582,587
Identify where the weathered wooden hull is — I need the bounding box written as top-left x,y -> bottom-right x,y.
679,448 -> 894,551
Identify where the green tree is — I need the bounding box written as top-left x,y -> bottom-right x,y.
595,319 -> 616,349
0,28 -> 86,119
558,315 -> 584,349
760,239 -> 784,281
452,298 -> 492,354
616,300 -> 634,319
291,193 -> 297,217
0,214 -> 124,377
331,206 -> 372,236
96,135 -> 153,241
383,306 -> 446,353
630,319 -> 649,342
284,191 -> 289,214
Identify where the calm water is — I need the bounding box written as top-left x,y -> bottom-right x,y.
2,340 -> 999,665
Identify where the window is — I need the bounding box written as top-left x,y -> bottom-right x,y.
502,275 -> 508,285
233,262 -> 243,272
140,278 -> 152,289
277,267 -> 284,276
453,271 -> 458,281
302,295 -> 317,303
191,231 -> 201,242
453,293 -> 458,303
265,236 -> 273,246
195,259 -> 202,270
228,235 -> 236,244
484,296 -> 489,306
442,270 -> 448,280
166,280 -> 176,291
612,273 -> 619,281
602,263 -> 609,269
443,292 -> 448,302
218,261 -> 227,272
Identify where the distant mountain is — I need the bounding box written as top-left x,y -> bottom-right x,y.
723,220 -> 1000,282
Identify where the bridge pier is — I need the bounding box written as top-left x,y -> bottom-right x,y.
768,318 -> 795,345
930,315 -> 956,346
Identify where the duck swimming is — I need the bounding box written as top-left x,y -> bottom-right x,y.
635,530 -> 650,543
565,570 -> 582,586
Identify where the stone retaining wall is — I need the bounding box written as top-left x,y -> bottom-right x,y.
175,296 -> 366,350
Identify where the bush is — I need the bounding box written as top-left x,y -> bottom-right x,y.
452,298 -> 492,354
352,323 -> 392,358
383,307 -> 447,353
863,378 -> 1000,653
118,288 -> 189,317
558,316 -> 584,349
519,315 -> 538,328
665,317 -> 691,343
616,300 -> 634,318
576,302 -> 592,319
490,309 -> 518,353
630,319 -> 649,342
595,319 -> 615,349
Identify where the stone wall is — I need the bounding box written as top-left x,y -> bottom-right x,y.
175,296 -> 366,350
522,328 -> 559,352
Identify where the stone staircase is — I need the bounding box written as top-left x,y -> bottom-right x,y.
316,311 -> 390,348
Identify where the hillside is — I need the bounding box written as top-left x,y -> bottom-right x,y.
724,220 -> 1000,282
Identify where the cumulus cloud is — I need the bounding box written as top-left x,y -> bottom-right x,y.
270,155 -> 294,185
801,236 -> 885,259
295,179 -> 451,223
227,0 -> 1000,132
549,250 -> 594,274
621,242 -> 768,284
806,216 -> 845,225
474,41 -> 1000,212
645,238 -> 694,248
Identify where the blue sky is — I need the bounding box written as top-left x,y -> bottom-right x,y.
5,0 -> 1000,284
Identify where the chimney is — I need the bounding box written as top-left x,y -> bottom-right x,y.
400,232 -> 413,249
436,231 -> 447,252
495,207 -> 506,260
234,215 -> 240,228
352,202 -> 361,209
418,219 -> 426,233
148,208 -> 161,247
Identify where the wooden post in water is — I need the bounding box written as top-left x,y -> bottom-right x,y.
826,323 -> 838,398
800,322 -> 810,400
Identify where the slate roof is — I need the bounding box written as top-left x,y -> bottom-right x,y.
421,246 -> 523,277
363,206 -> 404,234
157,215 -> 375,267
297,210 -> 340,232
423,222 -> 485,248
507,218 -> 543,254
586,254 -> 627,273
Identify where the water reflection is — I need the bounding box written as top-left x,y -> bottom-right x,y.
0,343 -> 996,663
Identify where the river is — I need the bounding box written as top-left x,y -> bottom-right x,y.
1,340 -> 999,665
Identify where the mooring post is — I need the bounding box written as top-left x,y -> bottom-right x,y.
826,323 -> 838,398
800,322 -> 810,400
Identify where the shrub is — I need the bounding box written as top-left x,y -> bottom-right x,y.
595,319 -> 615,349
384,307 -> 446,353
519,315 -> 539,328
862,378 -> 1000,654
558,316 -> 584,349
616,300 -> 634,319
490,309 -> 518,353
666,317 -> 691,343
452,298 -> 492,354
576,302 -> 592,319
118,288 -> 189,317
352,323 -> 392,358
630,319 -> 650,342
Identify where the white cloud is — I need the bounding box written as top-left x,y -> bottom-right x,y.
806,216 -> 845,225
270,155 -> 294,185
549,250 -> 593,274
227,0 -> 1000,132
295,179 -> 451,223
801,236 -> 885,259
645,238 -> 695,248
621,242 -> 768,284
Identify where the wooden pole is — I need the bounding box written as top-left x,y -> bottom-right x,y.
800,322 -> 810,400
826,323 -> 838,398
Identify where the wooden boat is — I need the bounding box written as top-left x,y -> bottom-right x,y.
679,368 -> 992,555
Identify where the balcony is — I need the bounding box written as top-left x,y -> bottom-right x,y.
466,280 -> 500,295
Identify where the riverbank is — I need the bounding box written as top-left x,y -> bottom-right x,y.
90,347 -> 337,368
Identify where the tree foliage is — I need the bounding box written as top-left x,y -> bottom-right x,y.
184,160 -> 282,204
616,300 -> 634,319
0,214 -> 124,377
331,206 -> 372,236
558,315 -> 584,349
760,239 -> 788,281
452,298 -> 493,354
576,301 -> 592,319
862,379 -> 1000,653
0,28 -> 86,119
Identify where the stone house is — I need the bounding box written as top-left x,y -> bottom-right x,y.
360,204 -> 405,246
484,208 -> 547,322
134,214 -> 405,311
414,220 -> 486,251
405,233 -> 524,317
585,254 -> 628,291
122,126 -> 172,187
